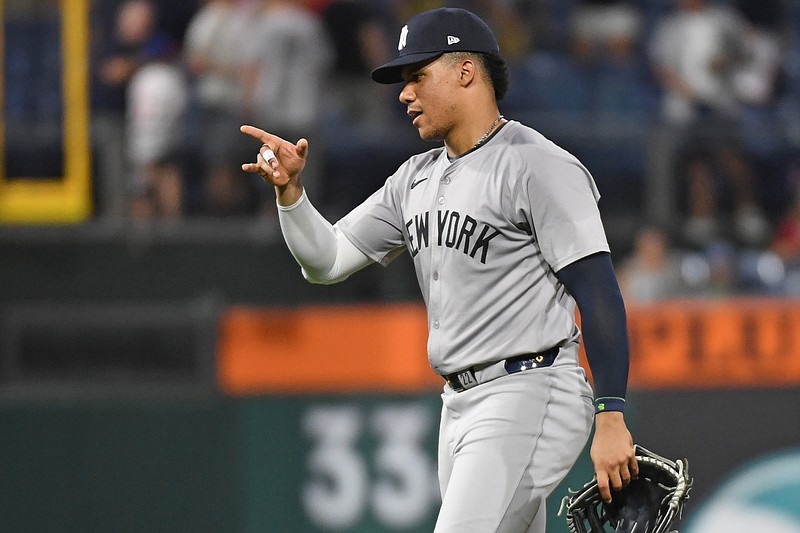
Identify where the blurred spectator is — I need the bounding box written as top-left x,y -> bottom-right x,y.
184,0 -> 260,216
93,0 -> 181,219
731,0 -> 786,108
96,0 -> 178,117
569,0 -> 643,65
618,225 -> 685,302
96,0 -> 188,219
241,0 -> 332,212
567,0 -> 655,120
731,0 -> 790,222
650,0 -> 745,125
649,0 -> 770,247
676,146 -> 768,247
321,0 -> 393,125
127,60 -> 189,219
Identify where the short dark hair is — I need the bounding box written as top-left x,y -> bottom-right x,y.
448,51 -> 509,101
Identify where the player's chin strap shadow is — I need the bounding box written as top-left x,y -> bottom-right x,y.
558,445 -> 693,533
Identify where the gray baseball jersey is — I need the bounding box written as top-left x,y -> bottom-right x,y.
337,120 -> 610,375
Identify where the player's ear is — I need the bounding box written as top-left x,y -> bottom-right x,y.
458,58 -> 476,87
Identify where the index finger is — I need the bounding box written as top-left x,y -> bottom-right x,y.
240,124 -> 281,146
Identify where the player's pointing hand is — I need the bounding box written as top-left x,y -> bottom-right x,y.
240,125 -> 308,204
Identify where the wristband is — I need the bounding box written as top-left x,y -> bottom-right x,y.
594,396 -> 625,413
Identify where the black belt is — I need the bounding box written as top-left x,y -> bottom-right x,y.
443,347 -> 560,393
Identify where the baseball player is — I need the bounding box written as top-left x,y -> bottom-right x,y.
241,7 -> 637,532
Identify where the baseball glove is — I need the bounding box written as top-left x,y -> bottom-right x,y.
559,445 -> 692,533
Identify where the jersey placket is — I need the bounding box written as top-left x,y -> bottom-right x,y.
426,163 -> 455,372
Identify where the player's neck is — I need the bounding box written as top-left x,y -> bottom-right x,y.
445,111 -> 505,158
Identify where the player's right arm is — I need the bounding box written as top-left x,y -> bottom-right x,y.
240,124 -> 373,283
278,191 -> 373,284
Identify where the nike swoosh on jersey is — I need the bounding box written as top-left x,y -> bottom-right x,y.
410,177 -> 428,189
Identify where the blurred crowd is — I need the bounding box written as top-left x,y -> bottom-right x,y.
6,0 -> 800,298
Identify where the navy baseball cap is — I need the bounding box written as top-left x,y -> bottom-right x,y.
371,8 -> 500,84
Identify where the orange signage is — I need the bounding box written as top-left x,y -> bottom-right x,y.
219,299 -> 800,395
219,303 -> 440,395
626,298 -> 800,389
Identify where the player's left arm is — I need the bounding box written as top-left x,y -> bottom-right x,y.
555,251 -> 639,503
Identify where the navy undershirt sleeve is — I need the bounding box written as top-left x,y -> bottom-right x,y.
555,251 -> 629,412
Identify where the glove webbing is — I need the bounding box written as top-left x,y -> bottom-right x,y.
559,445 -> 692,533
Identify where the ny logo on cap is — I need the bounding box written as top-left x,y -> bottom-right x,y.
398,25 -> 409,51
447,35 -> 460,45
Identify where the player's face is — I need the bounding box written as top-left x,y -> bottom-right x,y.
399,56 -> 459,142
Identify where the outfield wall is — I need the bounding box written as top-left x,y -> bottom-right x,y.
2,296 -> 800,532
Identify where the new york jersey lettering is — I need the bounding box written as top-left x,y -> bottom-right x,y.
406,209 -> 500,264
406,212 -> 430,258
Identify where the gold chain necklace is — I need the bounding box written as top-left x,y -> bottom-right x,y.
473,115 -> 504,150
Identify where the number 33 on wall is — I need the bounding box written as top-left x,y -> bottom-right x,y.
302,404 -> 440,529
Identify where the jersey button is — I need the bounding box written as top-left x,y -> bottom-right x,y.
433,271 -> 439,281
433,320 -> 440,329
438,196 -> 445,205
442,177 -> 450,184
